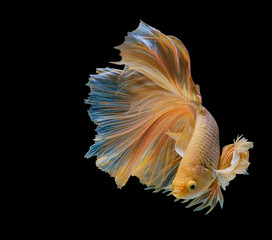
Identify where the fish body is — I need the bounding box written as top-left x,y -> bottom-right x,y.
173,107 -> 220,200
85,21 -> 253,213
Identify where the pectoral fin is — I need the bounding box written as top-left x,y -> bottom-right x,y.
184,136 -> 253,213
213,136 -> 253,190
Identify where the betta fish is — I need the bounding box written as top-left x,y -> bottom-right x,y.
85,21 -> 253,213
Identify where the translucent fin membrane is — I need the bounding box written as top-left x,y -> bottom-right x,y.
183,136 -> 253,214
183,180 -> 224,214
85,22 -> 202,190
86,67 -> 196,190
114,21 -> 202,109
214,136 -> 253,190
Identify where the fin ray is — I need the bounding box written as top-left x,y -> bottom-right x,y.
115,21 -> 202,109
86,67 -> 197,189
184,180 -> 224,214
86,21 -> 202,191
214,136 -> 253,190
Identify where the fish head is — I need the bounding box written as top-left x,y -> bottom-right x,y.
172,163 -> 214,199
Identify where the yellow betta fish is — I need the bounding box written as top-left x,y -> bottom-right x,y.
85,21 -> 253,213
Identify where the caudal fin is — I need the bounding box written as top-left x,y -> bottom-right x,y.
85,67 -> 194,189
86,21 -> 202,190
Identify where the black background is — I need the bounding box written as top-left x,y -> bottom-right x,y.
5,2 -> 270,237
74,3 -> 268,234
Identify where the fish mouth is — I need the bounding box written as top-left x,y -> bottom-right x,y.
172,187 -> 186,199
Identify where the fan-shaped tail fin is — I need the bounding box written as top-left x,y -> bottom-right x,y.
86,22 -> 202,190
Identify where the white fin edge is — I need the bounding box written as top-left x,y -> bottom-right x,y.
213,136 -> 253,190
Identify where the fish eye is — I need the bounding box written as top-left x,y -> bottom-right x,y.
187,180 -> 197,191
